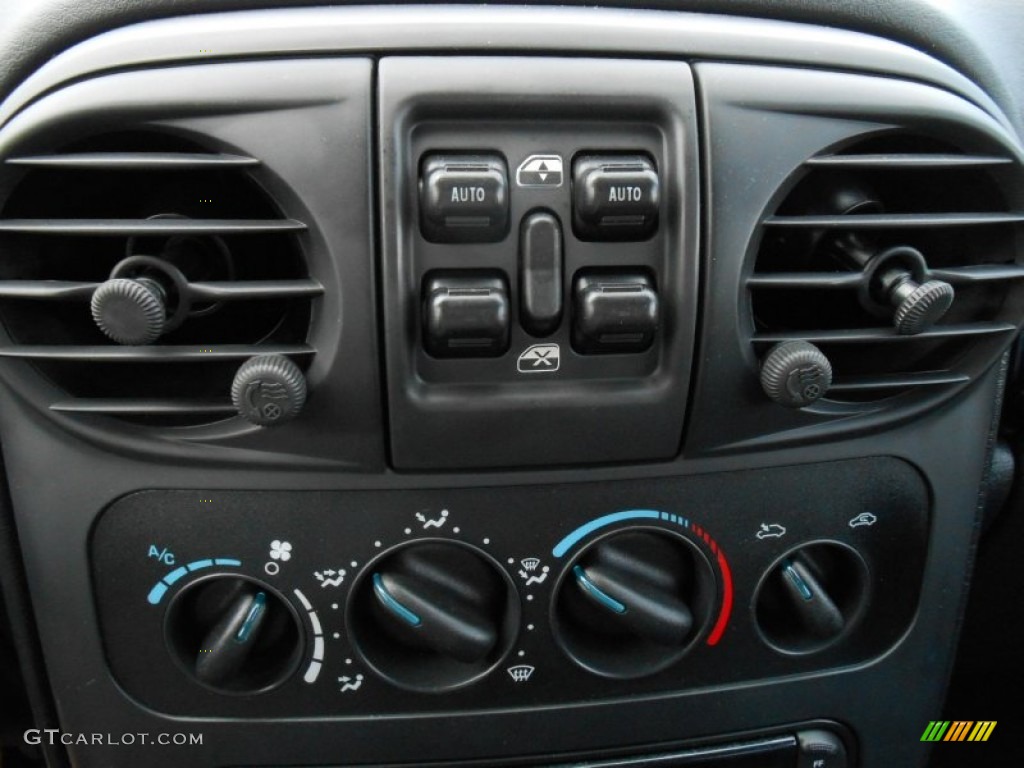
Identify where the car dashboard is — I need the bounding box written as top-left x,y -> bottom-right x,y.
0,2 -> 1022,767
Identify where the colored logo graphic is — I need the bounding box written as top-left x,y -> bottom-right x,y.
921,721 -> 996,742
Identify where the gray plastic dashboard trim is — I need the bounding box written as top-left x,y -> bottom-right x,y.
0,5 -> 1012,134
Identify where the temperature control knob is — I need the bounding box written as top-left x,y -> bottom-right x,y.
552,529 -> 714,678
348,541 -> 519,692
165,576 -> 302,693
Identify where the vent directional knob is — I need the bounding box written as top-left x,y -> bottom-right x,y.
231,355 -> 307,426
883,270 -> 955,335
760,341 -> 833,408
91,277 -> 167,345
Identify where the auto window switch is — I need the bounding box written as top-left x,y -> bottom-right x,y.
420,154 -> 509,243
423,274 -> 509,358
573,154 -> 659,241
572,272 -> 659,354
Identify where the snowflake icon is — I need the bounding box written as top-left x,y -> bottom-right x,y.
269,540 -> 293,561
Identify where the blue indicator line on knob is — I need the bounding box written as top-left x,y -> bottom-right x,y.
573,565 -> 626,614
146,558 -> 243,605
235,591 -> 267,642
372,573 -> 422,627
782,559 -> 813,601
553,510 -> 661,558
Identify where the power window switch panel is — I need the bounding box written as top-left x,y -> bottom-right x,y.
423,274 -> 510,358
573,154 -> 660,241
419,154 -> 509,243
573,272 -> 659,354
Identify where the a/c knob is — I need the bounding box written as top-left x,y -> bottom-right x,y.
165,576 -> 302,693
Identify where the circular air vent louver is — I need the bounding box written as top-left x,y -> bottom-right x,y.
0,132 -> 319,425
749,134 -> 1024,405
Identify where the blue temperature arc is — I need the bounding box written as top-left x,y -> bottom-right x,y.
146,558 -> 242,605
553,510 -> 667,558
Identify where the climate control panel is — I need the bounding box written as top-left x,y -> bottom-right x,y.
91,457 -> 927,718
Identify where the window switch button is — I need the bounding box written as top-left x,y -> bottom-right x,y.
423,274 -> 510,357
573,272 -> 659,354
420,155 -> 509,243
572,154 -> 659,241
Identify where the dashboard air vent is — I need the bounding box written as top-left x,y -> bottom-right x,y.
749,134 -> 1024,404
0,132 -> 319,425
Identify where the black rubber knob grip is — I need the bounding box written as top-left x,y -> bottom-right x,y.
563,531 -> 697,648
194,587 -> 269,687
368,543 -> 505,664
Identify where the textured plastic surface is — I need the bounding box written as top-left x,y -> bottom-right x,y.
379,56 -> 699,469
0,5 -> 1010,134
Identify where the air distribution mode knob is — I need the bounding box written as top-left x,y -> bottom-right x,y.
231,355 -> 307,427
348,541 -> 519,692
165,576 -> 302,693
91,277 -> 167,345
760,341 -> 833,408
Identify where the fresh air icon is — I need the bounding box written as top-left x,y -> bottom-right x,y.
517,343 -> 561,373
516,154 -> 564,187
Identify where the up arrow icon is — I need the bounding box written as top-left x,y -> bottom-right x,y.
516,154 -> 563,187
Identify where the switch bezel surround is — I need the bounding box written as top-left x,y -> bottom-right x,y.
380,57 -> 699,469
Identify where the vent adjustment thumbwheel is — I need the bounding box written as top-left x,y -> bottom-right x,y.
231,355 -> 307,427
91,277 -> 167,345
760,341 -> 833,408
884,272 -> 955,335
